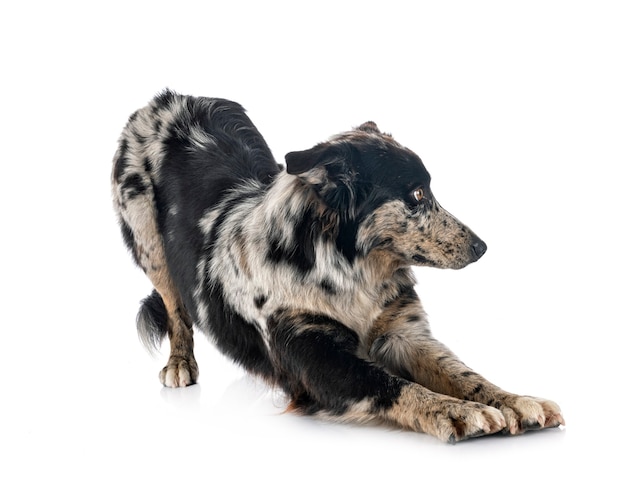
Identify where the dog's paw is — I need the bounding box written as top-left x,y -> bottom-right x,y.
159,355 -> 199,388
498,395 -> 565,435
427,400 -> 507,444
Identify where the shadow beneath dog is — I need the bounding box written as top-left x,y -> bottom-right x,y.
159,382 -> 203,407
215,375 -> 287,414
159,375 -> 287,415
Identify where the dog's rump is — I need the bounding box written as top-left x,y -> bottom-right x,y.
146,89 -> 280,198
113,89 -> 280,232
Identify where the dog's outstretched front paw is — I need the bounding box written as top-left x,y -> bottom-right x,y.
444,402 -> 506,444
159,355 -> 199,387
426,400 -> 507,444
498,396 -> 565,435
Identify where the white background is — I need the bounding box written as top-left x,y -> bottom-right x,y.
1,1 -> 624,478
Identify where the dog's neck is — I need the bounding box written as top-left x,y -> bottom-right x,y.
263,172 -> 414,290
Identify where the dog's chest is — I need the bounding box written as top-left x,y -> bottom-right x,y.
222,261 -> 384,340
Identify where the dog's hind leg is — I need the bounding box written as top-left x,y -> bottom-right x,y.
117,205 -> 198,387
143,272 -> 198,388
158,292 -> 198,388
113,142 -> 198,388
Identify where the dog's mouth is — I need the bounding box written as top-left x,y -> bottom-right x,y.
411,253 -> 435,266
411,236 -> 487,270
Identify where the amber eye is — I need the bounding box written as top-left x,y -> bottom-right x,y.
411,187 -> 425,203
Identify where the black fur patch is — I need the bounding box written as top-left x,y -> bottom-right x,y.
254,295 -> 268,309
202,281 -> 275,380
122,173 -> 148,199
319,279 -> 337,295
268,312 -> 406,415
113,138 -> 129,182
266,206 -> 320,274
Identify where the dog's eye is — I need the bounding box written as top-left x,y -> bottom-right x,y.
411,188 -> 425,203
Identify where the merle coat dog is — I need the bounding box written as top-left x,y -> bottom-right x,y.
112,90 -> 563,443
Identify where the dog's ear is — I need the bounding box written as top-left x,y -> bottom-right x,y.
285,143 -> 353,176
285,146 -> 322,175
285,143 -> 358,217
355,121 -> 381,134
285,122 -> 379,175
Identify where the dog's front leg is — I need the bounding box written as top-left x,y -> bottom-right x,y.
368,294 -> 564,435
267,309 -> 507,443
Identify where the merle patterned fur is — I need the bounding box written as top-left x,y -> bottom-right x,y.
112,90 -> 564,443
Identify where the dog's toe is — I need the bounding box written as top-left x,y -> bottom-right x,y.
159,355 -> 198,388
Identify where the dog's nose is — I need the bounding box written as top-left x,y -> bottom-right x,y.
470,238 -> 487,261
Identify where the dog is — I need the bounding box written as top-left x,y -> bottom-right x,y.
112,90 -> 564,443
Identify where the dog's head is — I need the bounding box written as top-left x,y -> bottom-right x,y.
285,122 -> 486,270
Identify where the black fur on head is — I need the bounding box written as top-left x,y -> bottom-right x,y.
285,122 -> 431,223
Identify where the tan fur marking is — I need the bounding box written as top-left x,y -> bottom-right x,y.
371,314 -> 564,435
384,384 -> 506,443
149,259 -> 198,388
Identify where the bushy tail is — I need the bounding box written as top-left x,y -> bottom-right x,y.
137,290 -> 168,353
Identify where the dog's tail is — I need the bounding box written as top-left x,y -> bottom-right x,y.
137,290 -> 169,353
